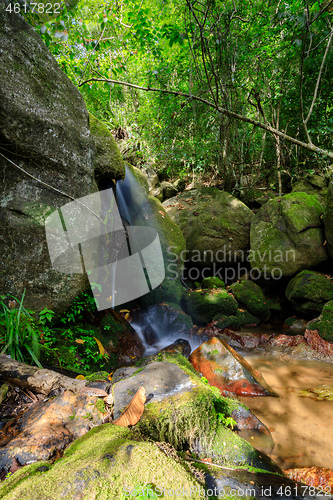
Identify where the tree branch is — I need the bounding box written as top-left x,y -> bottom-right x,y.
79,77 -> 333,160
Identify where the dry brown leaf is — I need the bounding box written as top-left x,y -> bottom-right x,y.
113,386 -> 146,427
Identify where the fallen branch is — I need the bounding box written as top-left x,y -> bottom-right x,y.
79,77 -> 333,160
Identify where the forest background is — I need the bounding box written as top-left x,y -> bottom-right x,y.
19,0 -> 333,193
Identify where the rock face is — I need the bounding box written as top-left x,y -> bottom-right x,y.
285,270 -> 333,316
250,192 -> 328,276
89,113 -> 125,186
164,188 -> 253,265
324,173 -> 333,258
0,8 -> 115,313
189,337 -> 277,396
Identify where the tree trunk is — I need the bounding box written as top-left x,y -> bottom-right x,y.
0,356 -> 89,395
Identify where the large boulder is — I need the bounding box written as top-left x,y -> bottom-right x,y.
324,173 -> 333,258
285,270 -> 333,316
0,7 -> 110,313
164,188 -> 253,265
292,174 -> 328,207
250,192 -> 328,277
307,301 -> 333,342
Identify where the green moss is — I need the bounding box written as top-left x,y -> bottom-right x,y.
229,281 -> 270,321
182,289 -> 238,325
285,270 -> 333,316
214,309 -> 260,329
126,163 -> 149,194
202,277 -> 226,289
307,299 -> 333,341
0,426 -> 204,499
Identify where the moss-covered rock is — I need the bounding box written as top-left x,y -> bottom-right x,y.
202,277 -> 226,289
214,309 -> 260,329
89,112 -> 125,184
292,175 -> 328,207
132,196 -> 186,306
0,426 -> 203,500
307,300 -> 333,342
285,270 -> 333,316
250,192 -> 328,276
125,163 -> 149,194
229,281 -> 270,321
324,173 -> 333,258
164,188 -> 253,266
0,6 -> 97,313
182,289 -> 238,324
161,181 -> 178,200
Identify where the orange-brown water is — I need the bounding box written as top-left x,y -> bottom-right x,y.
239,356 -> 333,470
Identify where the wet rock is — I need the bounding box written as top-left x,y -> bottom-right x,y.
164,187 -> 253,265
284,467 -> 333,495
202,276 -> 226,289
285,270 -> 333,316
131,303 -> 193,344
0,391 -> 105,472
160,338 -> 191,358
304,329 -> 333,358
214,311 -> 261,330
113,361 -> 195,420
205,468 -> 322,500
182,289 -> 238,325
250,193 -> 328,277
99,310 -> 145,366
189,337 -> 277,396
229,280 -> 270,321
231,405 -> 275,455
112,366 -> 138,383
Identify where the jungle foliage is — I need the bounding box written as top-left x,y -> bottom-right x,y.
22,0 -> 333,186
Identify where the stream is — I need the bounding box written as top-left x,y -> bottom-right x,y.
131,309 -> 333,473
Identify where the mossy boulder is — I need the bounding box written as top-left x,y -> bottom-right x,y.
250,192 -> 328,276
324,173 -> 333,258
161,181 -> 178,200
214,309 -> 260,329
0,6 -> 97,313
307,300 -> 333,342
132,196 -> 186,306
164,188 -> 253,265
182,289 -> 238,325
0,426 -> 204,500
229,280 -> 270,321
89,113 -> 125,185
292,175 -> 328,207
285,270 -> 333,316
202,277 -> 226,289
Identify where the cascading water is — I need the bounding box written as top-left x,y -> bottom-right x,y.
115,164 -> 199,355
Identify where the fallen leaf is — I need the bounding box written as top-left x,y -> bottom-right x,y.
113,386 -> 146,427
94,336 -> 109,358
75,375 -> 86,380
75,339 -> 85,344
